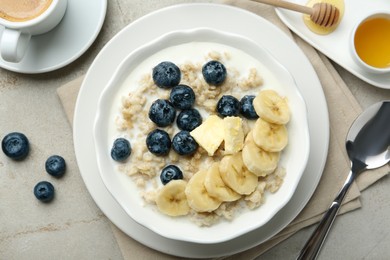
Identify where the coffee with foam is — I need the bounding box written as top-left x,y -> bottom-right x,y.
0,0 -> 53,22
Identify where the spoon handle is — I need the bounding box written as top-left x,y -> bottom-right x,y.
297,170 -> 357,260
250,0 -> 313,15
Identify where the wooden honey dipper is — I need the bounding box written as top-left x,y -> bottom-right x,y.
251,0 -> 340,27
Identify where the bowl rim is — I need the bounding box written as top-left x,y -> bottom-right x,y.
93,27 -> 310,244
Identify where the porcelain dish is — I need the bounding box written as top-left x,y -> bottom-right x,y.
276,0 -> 390,89
74,3 -> 329,258
93,28 -> 310,244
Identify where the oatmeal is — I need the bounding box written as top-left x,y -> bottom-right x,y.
109,42 -> 290,226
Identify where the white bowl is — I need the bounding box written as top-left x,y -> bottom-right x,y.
93,28 -> 310,244
350,11 -> 390,74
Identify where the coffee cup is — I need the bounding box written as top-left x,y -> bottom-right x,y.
0,0 -> 67,63
350,12 -> 390,74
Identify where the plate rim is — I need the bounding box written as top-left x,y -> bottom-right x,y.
74,3 -> 329,258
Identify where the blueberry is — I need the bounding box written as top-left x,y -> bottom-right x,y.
160,165 -> 183,185
216,95 -> 240,117
202,60 -> 227,86
176,109 -> 202,131
152,61 -> 181,89
148,99 -> 176,127
111,138 -> 131,162
1,132 -> 30,160
34,181 -> 55,202
172,131 -> 198,156
240,95 -> 259,119
169,84 -> 195,110
45,155 -> 66,178
146,129 -> 171,156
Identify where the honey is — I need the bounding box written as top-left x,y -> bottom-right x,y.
354,16 -> 390,68
303,0 -> 345,35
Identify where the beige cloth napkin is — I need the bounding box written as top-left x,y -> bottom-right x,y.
57,1 -> 389,259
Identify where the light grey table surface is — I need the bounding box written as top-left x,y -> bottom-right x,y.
0,1 -> 389,259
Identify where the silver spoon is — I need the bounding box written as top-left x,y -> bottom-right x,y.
298,101 -> 390,260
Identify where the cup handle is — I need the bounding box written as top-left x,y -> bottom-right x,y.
1,28 -> 31,63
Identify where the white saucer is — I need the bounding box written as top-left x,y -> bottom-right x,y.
74,3 -> 329,258
276,0 -> 390,89
0,0 -> 107,74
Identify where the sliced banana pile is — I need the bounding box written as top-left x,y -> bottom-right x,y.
155,89 -> 290,217
242,89 -> 290,177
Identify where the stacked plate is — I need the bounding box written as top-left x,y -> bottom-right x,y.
93,27 -> 310,243
74,3 -> 329,258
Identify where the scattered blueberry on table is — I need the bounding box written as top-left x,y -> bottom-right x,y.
152,61 -> 181,89
160,165 -> 183,185
169,84 -> 195,110
216,95 -> 240,117
202,60 -> 227,86
148,99 -> 176,127
176,108 -> 202,131
34,181 -> 55,202
45,155 -> 66,178
1,132 -> 30,160
172,130 -> 198,156
240,95 -> 259,119
111,138 -> 131,162
146,129 -> 171,156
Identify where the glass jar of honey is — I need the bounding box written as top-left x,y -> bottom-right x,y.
351,12 -> 390,74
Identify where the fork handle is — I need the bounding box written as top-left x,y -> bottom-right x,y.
250,0 -> 313,15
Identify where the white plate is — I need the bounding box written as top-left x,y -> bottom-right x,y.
276,0 -> 390,89
0,0 -> 107,74
93,28 -> 310,244
74,3 -> 329,258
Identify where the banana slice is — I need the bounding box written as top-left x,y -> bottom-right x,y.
219,152 -> 258,195
185,170 -> 222,212
252,118 -> 288,152
204,162 -> 241,202
253,89 -> 290,125
242,131 -> 280,176
156,180 -> 190,217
